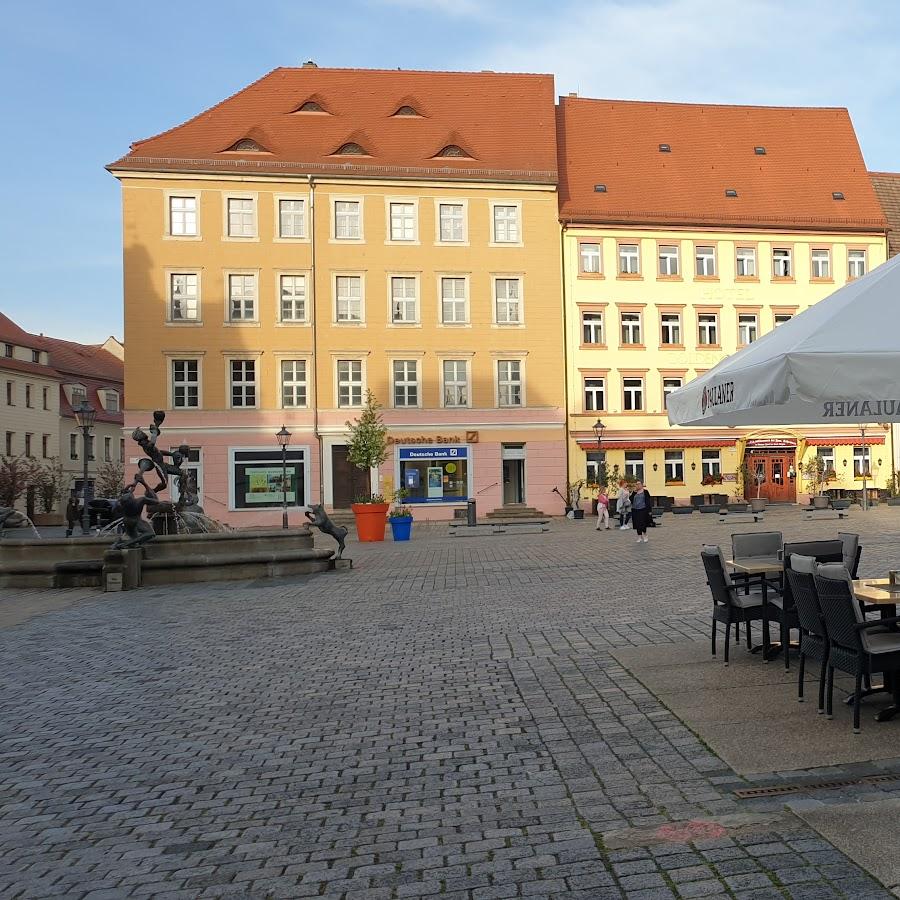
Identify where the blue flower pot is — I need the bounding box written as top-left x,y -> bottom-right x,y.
389,516 -> 413,541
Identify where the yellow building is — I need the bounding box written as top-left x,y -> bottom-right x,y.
108,66 -> 566,523
558,97 -> 890,504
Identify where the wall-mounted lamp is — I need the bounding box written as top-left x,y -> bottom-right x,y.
652,463 -> 658,472
691,461 -> 696,471
843,459 -> 848,466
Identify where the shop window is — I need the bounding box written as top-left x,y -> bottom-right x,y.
232,448 -> 306,510
398,446 -> 468,504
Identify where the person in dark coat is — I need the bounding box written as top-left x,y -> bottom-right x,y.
65,494 -> 79,537
630,480 -> 654,543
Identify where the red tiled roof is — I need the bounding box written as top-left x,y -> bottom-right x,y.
0,356 -> 61,379
108,67 -> 558,183
0,313 -> 42,351
870,172 -> 900,256
34,335 -> 124,385
557,97 -> 886,231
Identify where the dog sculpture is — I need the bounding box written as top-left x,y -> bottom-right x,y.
0,507 -> 29,531
304,504 -> 347,559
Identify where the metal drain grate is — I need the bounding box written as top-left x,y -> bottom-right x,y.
734,772 -> 900,800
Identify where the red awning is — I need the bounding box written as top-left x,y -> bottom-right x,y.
806,436 -> 885,446
576,438 -> 736,450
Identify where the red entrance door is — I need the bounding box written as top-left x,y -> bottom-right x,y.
747,452 -> 796,503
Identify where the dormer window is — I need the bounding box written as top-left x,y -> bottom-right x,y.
4,343 -> 12,358
32,349 -> 40,363
333,142 -> 368,156
832,191 -> 845,201
104,390 -> 120,412
434,145 -> 470,159
69,384 -> 86,407
226,138 -> 267,152
658,143 -> 671,152
297,100 -> 324,112
393,105 -> 420,117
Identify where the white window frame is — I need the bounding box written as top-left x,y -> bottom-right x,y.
226,272 -> 258,323
331,197 -> 364,242
384,197 -> 419,247
774,313 -> 792,326
623,377 -> 644,411
334,273 -> 365,324
277,272 -> 308,324
69,433 -> 78,460
104,390 -> 119,412
493,276 -> 523,326
698,313 -> 718,346
579,242 -> 602,275
166,192 -> 199,239
490,201 -> 522,246
227,357 -> 259,409
625,451 -> 644,482
391,359 -> 420,409
336,358 -> 365,408
389,275 -> 420,325
496,359 -> 524,408
275,195 -> 308,241
738,313 -> 758,345
816,446 -> 835,475
583,377 -> 605,412
280,358 -> 309,409
662,377 -> 683,409
736,246 -> 757,277
660,313 -> 682,346
853,445 -> 871,478
582,311 -> 604,345
848,249 -> 867,279
441,358 -> 470,408
165,270 -> 201,324
170,356 -> 202,409
664,450 -> 684,484
227,445 -> 310,514
658,244 -> 679,276
773,247 -> 793,278
435,199 -> 468,244
695,245 -> 717,277
104,436 -> 112,462
811,248 -> 831,279
618,243 -> 640,275
439,275 -> 469,325
621,311 -> 642,345
223,194 -> 257,240
701,449 -> 722,479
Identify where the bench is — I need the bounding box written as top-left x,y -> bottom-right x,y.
719,512 -> 765,524
449,520 -> 550,536
803,509 -> 849,521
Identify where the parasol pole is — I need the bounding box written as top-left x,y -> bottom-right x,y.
861,425 -> 868,513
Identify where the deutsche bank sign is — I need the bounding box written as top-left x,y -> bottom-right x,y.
399,447 -> 468,461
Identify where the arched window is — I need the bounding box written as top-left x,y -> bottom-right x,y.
334,142 -> 367,156
393,105 -> 420,117
435,145 -> 468,158
227,138 -> 265,152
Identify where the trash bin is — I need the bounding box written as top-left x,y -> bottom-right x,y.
467,499 -> 477,526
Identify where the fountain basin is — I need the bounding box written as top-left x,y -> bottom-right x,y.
0,527 -> 335,589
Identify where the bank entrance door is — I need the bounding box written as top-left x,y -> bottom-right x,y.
502,444 -> 526,505
746,450 -> 796,503
331,446 -> 370,508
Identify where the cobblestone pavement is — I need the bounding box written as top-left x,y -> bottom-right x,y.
2,507 -> 900,898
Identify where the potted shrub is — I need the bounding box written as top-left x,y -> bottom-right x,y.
388,489 -> 413,542
346,391 -> 390,542
803,455 -> 829,509
887,473 -> 900,506
32,457 -> 69,526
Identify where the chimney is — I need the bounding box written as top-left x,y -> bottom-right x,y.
302,60 -> 318,68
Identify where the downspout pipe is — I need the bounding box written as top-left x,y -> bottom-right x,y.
560,222 -> 571,491
308,174 -> 325,506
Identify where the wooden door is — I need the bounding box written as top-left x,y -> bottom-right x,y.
748,453 -> 796,503
331,446 -> 369,508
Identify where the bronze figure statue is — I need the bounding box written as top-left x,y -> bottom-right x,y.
304,504 -> 348,559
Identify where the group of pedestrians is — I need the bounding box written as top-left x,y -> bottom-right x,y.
594,480 -> 654,543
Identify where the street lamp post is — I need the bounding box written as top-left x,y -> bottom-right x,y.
276,425 -> 292,529
72,400 -> 96,535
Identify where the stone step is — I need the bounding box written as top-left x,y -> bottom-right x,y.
484,505 -> 547,519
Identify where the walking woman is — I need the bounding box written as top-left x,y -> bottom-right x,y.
630,480 -> 653,543
595,486 -> 610,530
616,481 -> 631,529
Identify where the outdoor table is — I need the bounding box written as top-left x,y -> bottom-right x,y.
727,557 -> 784,657
852,578 -> 900,723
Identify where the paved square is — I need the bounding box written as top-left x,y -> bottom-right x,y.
1,507 -> 899,898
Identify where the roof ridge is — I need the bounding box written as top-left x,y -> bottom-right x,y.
559,95 -> 849,114
870,170 -> 900,177
279,65 -> 554,78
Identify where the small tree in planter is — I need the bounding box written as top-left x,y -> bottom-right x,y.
33,457 -> 70,524
346,391 -> 390,541
388,488 -> 414,541
803,455 -> 828,508
0,454 -> 40,511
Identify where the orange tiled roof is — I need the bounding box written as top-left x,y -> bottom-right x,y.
34,335 -> 123,385
557,97 -> 886,231
108,67 -> 558,184
870,172 -> 900,256
0,312 -> 42,351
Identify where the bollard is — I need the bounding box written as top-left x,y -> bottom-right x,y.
467,499 -> 477,526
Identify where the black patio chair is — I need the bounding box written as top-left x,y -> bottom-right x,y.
814,563 -> 900,733
784,555 -> 828,712
702,545 -> 767,666
838,532 -> 862,577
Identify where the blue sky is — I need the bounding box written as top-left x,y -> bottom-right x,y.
2,0 -> 899,343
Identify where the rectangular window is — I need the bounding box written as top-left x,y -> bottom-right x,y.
811,249 -> 831,279
69,433 -> 77,460
32,350 -> 40,363
738,314 -> 758,345
392,360 -> 418,408
439,203 -> 464,242
701,449 -> 721,478
104,436 -> 112,462
773,247 -> 792,278
5,432 -> 12,456
442,360 -> 468,407
399,446 -> 469,504
497,360 -> 522,407
228,274 -> 256,321
334,200 -> 361,239
618,243 -> 640,274
584,377 -> 605,411
71,385 -> 86,406
848,249 -> 867,279
390,277 -> 418,323
623,377 -> 644,411
816,446 -> 835,479
495,278 -> 521,324
281,359 -> 307,408
586,450 -> 606,484
105,390 -> 119,412
280,275 -> 306,322
5,381 -> 11,405
625,451 -> 644,482
170,273 -> 199,321
664,450 -> 684,484
232,447 -> 306,510
660,313 -> 681,345
658,245 -> 679,276
42,386 -> 49,410
278,199 -> 306,238
4,343 -> 12,357
335,275 -> 362,322
698,313 -> 718,346
853,445 -> 871,478
774,313 -> 792,326
695,245 -> 716,277
440,278 -> 467,324
87,435 -> 95,461
389,202 -> 416,241
736,246 -> 757,277
227,197 -> 255,237
580,242 -> 601,274
662,377 -> 683,408
172,359 -> 199,408
25,384 -> 32,408
337,360 -> 363,408
42,434 -> 50,458
230,360 -> 256,408
492,205 -> 519,242
169,196 -> 197,236
24,433 -> 32,457
582,312 -> 604,345
621,312 -> 641,345
119,438 -> 125,461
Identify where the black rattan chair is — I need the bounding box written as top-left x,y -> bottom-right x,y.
702,546 -> 767,666
814,563 -> 900,733
784,555 -> 828,712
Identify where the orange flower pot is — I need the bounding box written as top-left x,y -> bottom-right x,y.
351,502 -> 390,542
